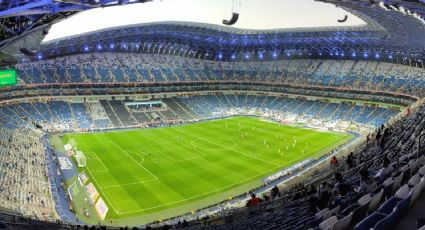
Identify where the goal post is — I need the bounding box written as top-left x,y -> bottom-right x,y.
75,151 -> 87,167
64,138 -> 78,157
67,138 -> 78,152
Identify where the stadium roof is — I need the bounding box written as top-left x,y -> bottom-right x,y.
1,0 -> 425,65
42,0 -> 366,43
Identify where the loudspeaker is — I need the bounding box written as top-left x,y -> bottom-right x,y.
223,13 -> 239,26
337,15 -> 348,23
19,48 -> 36,57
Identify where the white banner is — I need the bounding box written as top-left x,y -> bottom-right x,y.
95,197 -> 109,221
86,183 -> 99,203
58,157 -> 73,170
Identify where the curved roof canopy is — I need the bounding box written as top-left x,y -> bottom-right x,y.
1,0 -> 425,65
43,0 -> 366,43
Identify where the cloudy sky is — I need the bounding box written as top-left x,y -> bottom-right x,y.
43,0 -> 366,42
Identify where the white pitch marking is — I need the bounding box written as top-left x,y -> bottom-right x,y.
85,167 -> 122,215
105,137 -> 159,180
173,128 -> 279,167
101,178 -> 158,189
114,163 -> 284,214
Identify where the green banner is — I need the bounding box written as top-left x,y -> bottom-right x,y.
0,69 -> 16,87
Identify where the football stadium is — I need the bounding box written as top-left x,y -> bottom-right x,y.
1,0 -> 425,229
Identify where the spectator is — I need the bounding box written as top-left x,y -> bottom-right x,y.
330,187 -> 350,209
355,168 -> 375,193
305,184 -> 316,196
333,173 -> 351,196
271,185 -> 280,199
375,157 -> 392,179
330,156 -> 339,170
346,152 -> 355,169
311,182 -> 333,211
246,193 -> 262,207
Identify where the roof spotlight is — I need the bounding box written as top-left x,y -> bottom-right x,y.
258,53 -> 264,59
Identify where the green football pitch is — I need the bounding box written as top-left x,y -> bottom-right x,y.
63,116 -> 352,224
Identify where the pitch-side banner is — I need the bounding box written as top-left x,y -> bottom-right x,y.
86,183 -> 99,203
95,197 -> 109,221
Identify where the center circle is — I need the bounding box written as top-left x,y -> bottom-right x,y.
191,137 -> 237,151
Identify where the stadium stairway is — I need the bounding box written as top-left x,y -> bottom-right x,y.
171,98 -> 197,120
99,100 -> 123,127
132,110 -> 152,124
160,109 -> 179,120
162,98 -> 196,120
108,101 -> 137,126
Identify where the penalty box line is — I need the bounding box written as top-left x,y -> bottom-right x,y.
149,144 -> 205,162
101,178 -> 158,189
106,137 -> 159,180
85,166 -> 123,215
113,163 -> 285,215
85,151 -> 109,173
97,143 -> 323,214
172,127 -> 279,167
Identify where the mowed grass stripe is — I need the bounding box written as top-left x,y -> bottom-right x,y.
64,117 -> 352,220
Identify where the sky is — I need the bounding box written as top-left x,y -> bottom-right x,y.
43,0 -> 366,43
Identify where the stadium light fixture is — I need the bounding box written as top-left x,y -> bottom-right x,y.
83,45 -> 89,52
352,52 -> 356,57
109,43 -> 115,49
364,52 -> 368,58
244,54 -> 250,60
389,54 -> 393,59
97,44 -> 103,50
218,53 -> 223,60
272,51 -> 278,58
375,53 -> 380,59
37,53 -> 43,60
231,54 -> 236,60
258,52 -> 264,59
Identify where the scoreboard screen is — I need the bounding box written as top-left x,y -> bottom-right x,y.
0,69 -> 17,87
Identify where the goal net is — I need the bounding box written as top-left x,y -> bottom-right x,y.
75,151 -> 86,167
67,138 -> 78,151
